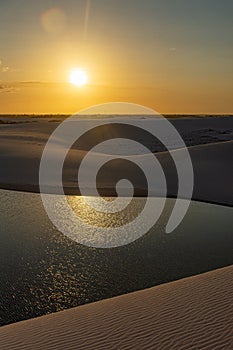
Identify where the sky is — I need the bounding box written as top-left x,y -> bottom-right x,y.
0,0 -> 232,114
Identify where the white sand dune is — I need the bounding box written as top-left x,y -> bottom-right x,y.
0,130 -> 232,205
0,265 -> 232,349
0,117 -> 232,205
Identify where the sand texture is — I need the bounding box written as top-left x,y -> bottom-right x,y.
0,265 -> 232,349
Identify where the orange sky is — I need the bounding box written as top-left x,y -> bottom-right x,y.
0,81 -> 232,114
0,1 -> 232,114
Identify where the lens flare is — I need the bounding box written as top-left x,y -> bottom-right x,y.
41,8 -> 67,35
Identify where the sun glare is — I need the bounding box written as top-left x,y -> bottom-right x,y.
69,69 -> 88,87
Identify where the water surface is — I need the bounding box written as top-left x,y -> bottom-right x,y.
0,189 -> 232,326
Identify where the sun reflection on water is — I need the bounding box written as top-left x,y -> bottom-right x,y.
67,196 -> 146,228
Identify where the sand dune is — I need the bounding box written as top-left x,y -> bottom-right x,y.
0,265 -> 232,349
0,117 -> 232,205
0,135 -> 232,205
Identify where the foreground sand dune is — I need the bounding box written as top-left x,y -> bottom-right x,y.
0,265 -> 232,349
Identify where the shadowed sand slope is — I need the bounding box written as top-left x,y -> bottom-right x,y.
0,265 -> 232,349
0,136 -> 232,205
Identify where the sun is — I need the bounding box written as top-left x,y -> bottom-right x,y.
69,68 -> 88,87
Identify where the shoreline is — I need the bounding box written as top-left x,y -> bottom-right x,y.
0,185 -> 232,208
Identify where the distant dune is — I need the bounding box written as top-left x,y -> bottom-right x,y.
0,115 -> 232,205
0,265 -> 232,349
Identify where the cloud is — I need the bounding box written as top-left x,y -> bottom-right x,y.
1,66 -> 9,73
0,81 -> 61,93
0,59 -> 17,73
169,47 -> 177,52
0,84 -> 19,93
